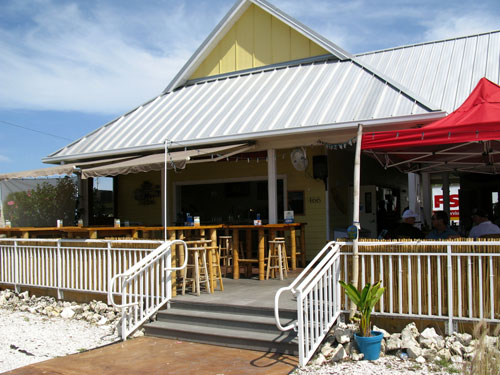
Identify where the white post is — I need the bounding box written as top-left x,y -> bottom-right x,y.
408,173 -> 420,225
442,173 -> 450,217
267,149 -> 278,224
325,180 -> 330,242
164,141 -> 168,241
352,124 -> 363,293
422,173 -> 432,229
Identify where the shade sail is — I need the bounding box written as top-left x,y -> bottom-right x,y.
361,78 -> 500,174
80,144 -> 250,179
0,165 -> 76,181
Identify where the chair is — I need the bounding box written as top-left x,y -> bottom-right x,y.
266,239 -> 288,280
218,235 -> 233,276
182,242 -> 211,296
207,244 -> 224,292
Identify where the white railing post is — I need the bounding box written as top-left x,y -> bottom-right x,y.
14,240 -> 20,293
57,240 -> 64,300
446,244 -> 453,334
107,242 -> 112,304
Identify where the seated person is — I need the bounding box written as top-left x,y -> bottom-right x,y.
469,208 -> 500,238
426,211 -> 459,239
390,209 -> 424,239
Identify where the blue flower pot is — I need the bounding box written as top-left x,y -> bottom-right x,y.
354,330 -> 383,360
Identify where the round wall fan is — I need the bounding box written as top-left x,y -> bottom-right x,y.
291,147 -> 308,171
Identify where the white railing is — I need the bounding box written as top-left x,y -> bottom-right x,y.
0,238 -> 163,299
338,240 -> 500,334
108,240 -> 188,340
275,241 -> 342,367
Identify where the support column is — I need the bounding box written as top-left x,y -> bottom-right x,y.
408,173 -> 420,226
442,172 -> 450,216
79,177 -> 90,226
267,149 -> 278,224
422,173 -> 432,229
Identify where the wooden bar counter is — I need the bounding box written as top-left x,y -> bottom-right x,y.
225,223 -> 305,280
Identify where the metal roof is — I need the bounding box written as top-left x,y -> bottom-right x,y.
45,58 -> 435,162
356,31 -> 500,114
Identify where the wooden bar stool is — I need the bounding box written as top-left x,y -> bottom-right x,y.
266,240 -> 288,280
274,237 -> 290,273
207,245 -> 224,292
182,243 -> 211,296
218,235 -> 233,277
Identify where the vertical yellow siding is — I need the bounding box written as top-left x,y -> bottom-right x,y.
290,29 -> 310,60
236,5 -> 254,70
253,5 -> 272,66
271,16 -> 290,63
189,4 -> 330,80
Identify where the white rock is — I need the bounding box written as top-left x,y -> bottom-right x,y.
454,332 -> 472,347
97,317 -> 108,326
449,341 -> 464,356
334,327 -> 352,344
451,354 -> 463,363
373,325 -> 390,339
386,335 -> 402,351
19,291 -> 29,300
61,307 -> 75,319
406,344 -> 422,359
330,344 -> 346,362
311,353 -> 326,366
415,355 -> 426,363
422,348 -> 437,361
351,352 -> 364,361
485,335 -> 498,347
402,322 -> 420,343
437,348 -> 452,362
320,342 -> 333,357
0,296 -> 7,306
131,329 -> 144,338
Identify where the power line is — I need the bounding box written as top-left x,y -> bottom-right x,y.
0,119 -> 73,141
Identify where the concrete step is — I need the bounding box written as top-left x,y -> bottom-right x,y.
143,300 -> 298,355
167,300 -> 297,320
155,307 -> 295,333
144,320 -> 298,355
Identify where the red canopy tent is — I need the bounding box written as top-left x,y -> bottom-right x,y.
362,78 -> 500,174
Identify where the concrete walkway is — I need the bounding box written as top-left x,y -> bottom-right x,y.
4,337 -> 298,375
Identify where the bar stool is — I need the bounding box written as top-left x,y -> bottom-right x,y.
274,237 -> 289,273
266,239 -> 288,280
182,243 -> 211,296
207,245 -> 224,292
218,235 -> 233,276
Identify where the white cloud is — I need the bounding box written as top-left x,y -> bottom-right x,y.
422,12 -> 500,41
0,0 -> 207,114
0,155 -> 11,162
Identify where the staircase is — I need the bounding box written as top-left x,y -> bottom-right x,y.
143,300 -> 298,355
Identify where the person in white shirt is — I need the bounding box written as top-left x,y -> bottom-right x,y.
469,208 -> 500,238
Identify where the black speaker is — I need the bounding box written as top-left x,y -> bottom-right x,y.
313,155 -> 328,181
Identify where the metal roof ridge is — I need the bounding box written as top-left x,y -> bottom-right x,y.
356,29 -> 500,57
163,0 -> 353,94
182,54 -> 337,86
349,57 -> 442,112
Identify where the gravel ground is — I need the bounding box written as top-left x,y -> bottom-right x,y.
293,356 -> 461,375
0,308 -> 119,373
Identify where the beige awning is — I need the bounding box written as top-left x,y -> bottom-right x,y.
0,156 -> 138,181
0,165 -> 76,181
80,144 -> 251,179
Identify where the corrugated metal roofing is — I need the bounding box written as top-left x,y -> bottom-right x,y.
46,59 -> 432,161
356,31 -> 500,114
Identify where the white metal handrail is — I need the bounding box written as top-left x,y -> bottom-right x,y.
108,240 -> 188,340
275,241 -> 342,366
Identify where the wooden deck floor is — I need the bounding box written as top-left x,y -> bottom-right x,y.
173,269 -> 302,311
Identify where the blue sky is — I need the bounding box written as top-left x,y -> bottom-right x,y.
1,0 -> 499,173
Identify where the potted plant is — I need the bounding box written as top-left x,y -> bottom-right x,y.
339,280 -> 385,360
